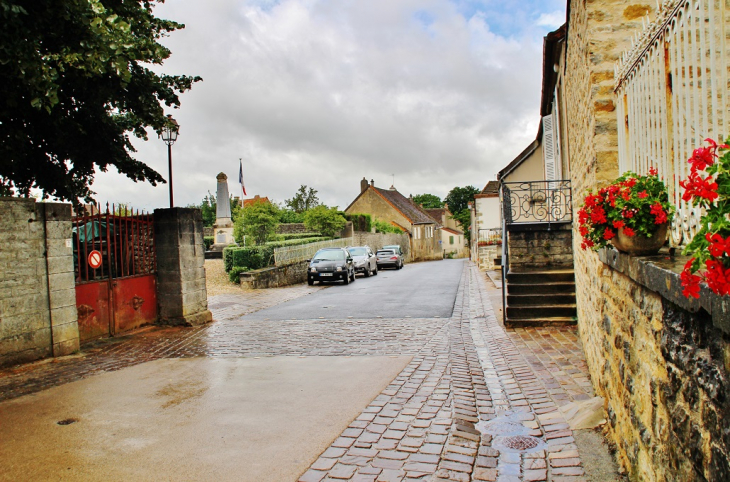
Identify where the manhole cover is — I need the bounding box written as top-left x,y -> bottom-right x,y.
502,435 -> 540,450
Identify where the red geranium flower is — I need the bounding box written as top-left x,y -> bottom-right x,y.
603,228 -> 615,240
622,227 -> 635,237
681,258 -> 702,299
680,172 -> 719,202
650,202 -> 667,224
613,220 -> 625,229
705,233 -> 730,257
638,190 -> 648,199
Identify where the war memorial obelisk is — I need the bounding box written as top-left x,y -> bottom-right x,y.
212,172 -> 235,249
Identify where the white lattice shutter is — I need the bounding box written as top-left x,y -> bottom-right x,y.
543,114 -> 557,181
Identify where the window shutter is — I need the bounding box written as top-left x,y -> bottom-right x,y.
542,114 -> 557,181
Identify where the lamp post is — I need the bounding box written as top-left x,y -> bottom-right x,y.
159,115 -> 179,208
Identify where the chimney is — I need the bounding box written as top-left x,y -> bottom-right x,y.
361,177 -> 369,193
370,179 -> 375,187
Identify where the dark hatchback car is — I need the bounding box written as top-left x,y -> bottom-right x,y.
307,248 -> 356,285
376,249 -> 403,270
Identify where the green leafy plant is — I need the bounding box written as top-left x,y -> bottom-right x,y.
203,236 -> 214,251
304,206 -> 347,237
372,219 -> 403,234
345,213 -> 372,232
234,200 -> 280,245
228,266 -> 249,283
680,138 -> 730,298
578,169 -> 674,251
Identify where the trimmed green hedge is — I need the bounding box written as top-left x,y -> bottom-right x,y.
203,236 -> 214,251
224,236 -> 333,272
278,232 -> 323,240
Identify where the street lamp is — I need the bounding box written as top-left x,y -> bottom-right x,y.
159,115 -> 179,208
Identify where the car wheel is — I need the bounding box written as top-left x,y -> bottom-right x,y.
350,270 -> 356,281
307,278 -> 314,286
396,263 -> 402,270
343,273 -> 349,285
364,267 -> 370,277
373,266 -> 378,275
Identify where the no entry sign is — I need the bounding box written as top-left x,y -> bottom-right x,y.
88,250 -> 102,269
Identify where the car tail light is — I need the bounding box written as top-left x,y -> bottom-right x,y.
390,256 -> 398,260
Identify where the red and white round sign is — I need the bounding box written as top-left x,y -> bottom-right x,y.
88,250 -> 102,269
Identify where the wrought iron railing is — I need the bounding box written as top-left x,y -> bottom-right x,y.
501,180 -> 572,226
274,237 -> 353,267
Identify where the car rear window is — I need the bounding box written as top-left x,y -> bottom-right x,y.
377,250 -> 395,256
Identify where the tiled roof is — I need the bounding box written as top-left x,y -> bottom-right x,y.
442,227 -> 463,235
481,181 -> 500,195
374,187 -> 437,225
425,208 -> 446,222
242,195 -> 270,208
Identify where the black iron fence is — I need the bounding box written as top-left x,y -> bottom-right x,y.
501,180 -> 572,227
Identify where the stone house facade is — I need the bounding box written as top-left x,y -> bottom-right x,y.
344,179 -> 442,262
548,1 -> 730,480
425,207 -> 467,258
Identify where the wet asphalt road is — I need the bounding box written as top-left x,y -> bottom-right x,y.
245,258 -> 465,320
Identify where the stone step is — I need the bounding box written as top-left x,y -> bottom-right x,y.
505,316 -> 577,328
506,305 -> 577,319
507,281 -> 575,295
507,270 -> 575,284
507,293 -> 576,305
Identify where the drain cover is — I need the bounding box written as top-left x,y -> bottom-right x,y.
501,435 -> 540,450
57,418 -> 78,426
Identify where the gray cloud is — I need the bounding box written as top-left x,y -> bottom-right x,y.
91,0 -> 562,210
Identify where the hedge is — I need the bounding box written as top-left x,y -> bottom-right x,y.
223,236 -> 333,272
203,236 -> 214,251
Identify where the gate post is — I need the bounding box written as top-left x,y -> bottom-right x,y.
154,208 -> 212,326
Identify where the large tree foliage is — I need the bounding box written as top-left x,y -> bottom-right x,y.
233,200 -> 279,245
444,185 -> 479,241
0,0 -> 201,203
304,205 -> 346,238
285,185 -> 320,213
413,193 -> 443,209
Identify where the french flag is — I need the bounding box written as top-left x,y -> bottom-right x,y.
239,159 -> 247,196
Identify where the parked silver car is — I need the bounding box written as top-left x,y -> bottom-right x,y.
376,248 -> 403,270
382,245 -> 405,264
347,246 -> 378,277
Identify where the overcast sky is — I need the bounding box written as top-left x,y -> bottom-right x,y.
91,0 -> 565,211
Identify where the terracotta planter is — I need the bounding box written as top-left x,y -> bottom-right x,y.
611,223 -> 669,255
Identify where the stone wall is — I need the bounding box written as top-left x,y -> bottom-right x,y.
239,261 -> 310,289
154,208 -> 212,326
351,232 -> 411,259
507,229 -> 573,270
562,1 -> 730,480
0,198 -> 79,367
277,223 -> 308,234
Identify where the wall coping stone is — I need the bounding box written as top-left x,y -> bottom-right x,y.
598,247 -> 730,334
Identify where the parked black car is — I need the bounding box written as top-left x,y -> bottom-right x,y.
347,246 -> 378,277
376,249 -> 403,270
307,248 -> 356,285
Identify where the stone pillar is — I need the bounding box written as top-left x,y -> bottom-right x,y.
0,198 -> 79,367
154,208 -> 212,326
212,172 -> 234,248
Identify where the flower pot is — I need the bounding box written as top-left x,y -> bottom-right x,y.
611,223 -> 669,255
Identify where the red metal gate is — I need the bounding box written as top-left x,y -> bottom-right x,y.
73,205 -> 157,343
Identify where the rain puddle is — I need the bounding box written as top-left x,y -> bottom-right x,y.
475,411 -> 546,454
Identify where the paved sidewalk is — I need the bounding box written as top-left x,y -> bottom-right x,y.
0,262 -> 598,481
298,264 -> 594,482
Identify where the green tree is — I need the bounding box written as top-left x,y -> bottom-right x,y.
444,186 -> 479,241
304,205 -> 346,237
285,185 -> 320,213
233,201 -> 280,245
413,193 -> 443,209
0,0 -> 201,204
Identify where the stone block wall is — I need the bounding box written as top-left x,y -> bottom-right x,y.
0,198 -> 79,367
562,0 -> 730,479
154,208 -> 212,326
351,232 -> 410,259
239,261 -> 310,289
276,223 -> 308,234
507,229 -> 573,270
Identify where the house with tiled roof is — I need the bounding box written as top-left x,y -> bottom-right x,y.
344,178 -> 442,261
425,207 -> 467,258
468,180 -> 502,267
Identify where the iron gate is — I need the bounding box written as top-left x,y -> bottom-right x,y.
73,205 -> 157,343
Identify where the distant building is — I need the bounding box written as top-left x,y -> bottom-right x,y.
344,178 -> 442,261
242,195 -> 270,208
425,207 -> 467,258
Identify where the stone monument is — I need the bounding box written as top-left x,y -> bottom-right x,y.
212,172 -> 235,249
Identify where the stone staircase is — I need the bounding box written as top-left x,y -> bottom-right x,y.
504,268 -> 577,328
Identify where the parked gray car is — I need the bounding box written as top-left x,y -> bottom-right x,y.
376,248 -> 403,270
347,246 -> 378,277
382,245 -> 405,263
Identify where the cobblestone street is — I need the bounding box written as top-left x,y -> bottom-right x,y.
0,261 -> 606,481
